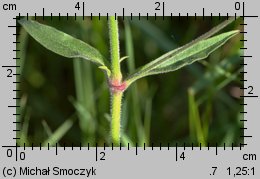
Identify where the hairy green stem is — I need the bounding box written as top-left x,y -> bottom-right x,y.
111,92 -> 123,145
109,16 -> 122,80
108,16 -> 123,145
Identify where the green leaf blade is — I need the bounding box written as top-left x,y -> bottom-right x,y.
150,30 -> 239,74
126,29 -> 239,85
19,19 -> 107,66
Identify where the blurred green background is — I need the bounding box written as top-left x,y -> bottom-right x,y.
17,16 -> 243,147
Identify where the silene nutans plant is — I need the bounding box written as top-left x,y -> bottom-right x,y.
19,16 -> 239,146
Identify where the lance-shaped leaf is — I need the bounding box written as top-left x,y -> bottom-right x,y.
19,19 -> 108,67
126,18 -> 239,85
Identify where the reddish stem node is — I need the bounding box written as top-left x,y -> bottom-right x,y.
109,79 -> 127,93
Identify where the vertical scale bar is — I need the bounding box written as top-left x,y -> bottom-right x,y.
241,2 -> 245,145
15,16 -> 19,144
14,17 -> 20,143
241,1 -> 246,146
14,12 -> 24,143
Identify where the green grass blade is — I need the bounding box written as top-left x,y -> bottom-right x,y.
42,120 -> 61,147
144,95 -> 153,145
124,19 -> 145,144
126,19 -> 238,85
42,117 -> 75,147
122,134 -> 134,147
42,120 -> 54,138
69,96 -> 96,145
19,107 -> 31,145
188,89 -> 206,146
124,19 -> 135,73
18,19 -> 108,67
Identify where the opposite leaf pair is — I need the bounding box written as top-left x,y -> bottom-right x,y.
19,17 -> 238,89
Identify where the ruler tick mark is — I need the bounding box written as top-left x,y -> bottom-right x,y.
215,143 -> 218,155
95,143 -> 98,161
203,8 -> 205,20
240,95 -> 258,98
56,143 -> 58,155
240,55 -> 252,58
162,2 -> 165,19
175,143 -> 178,161
241,135 -> 253,138
83,1 -> 85,20
42,8 -> 44,20
136,143 -> 138,155
123,8 -> 124,20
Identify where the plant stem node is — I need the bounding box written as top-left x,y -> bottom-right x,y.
109,79 -> 127,93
